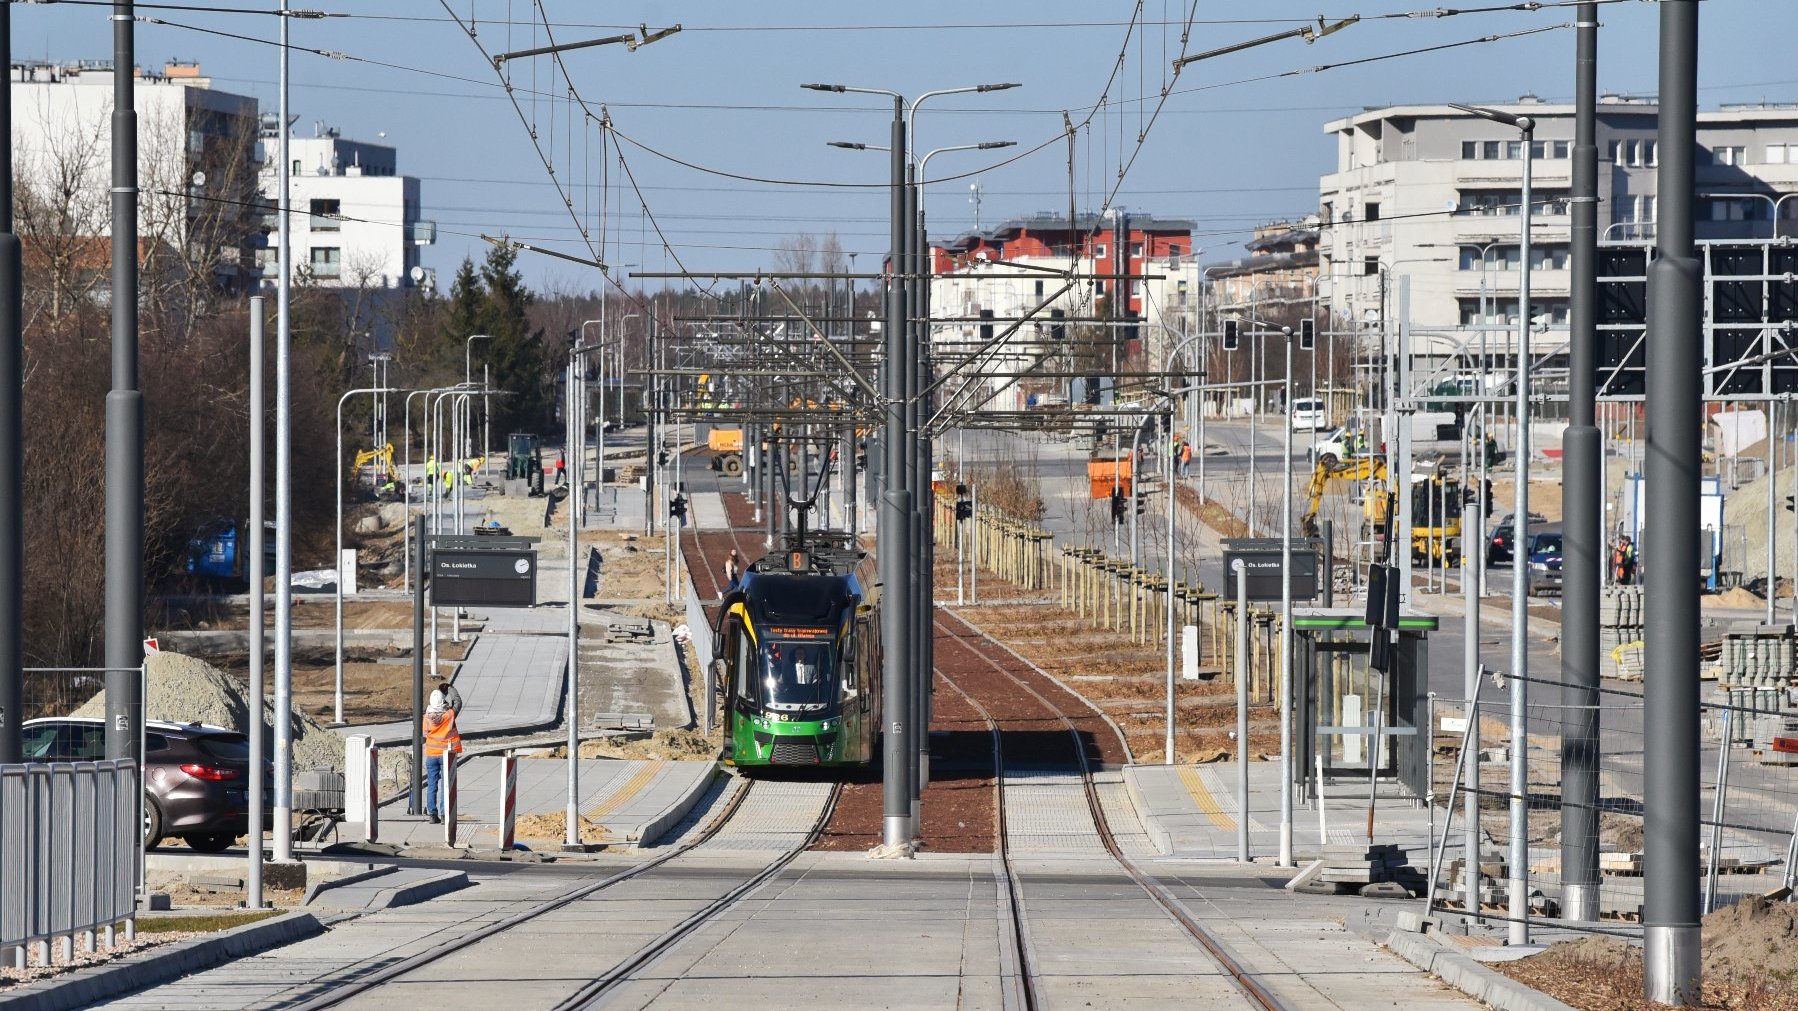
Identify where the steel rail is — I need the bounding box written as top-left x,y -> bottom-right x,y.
936,608 -> 1303,1011
557,782 -> 844,1009
934,669 -> 1041,1010
284,777 -> 756,1011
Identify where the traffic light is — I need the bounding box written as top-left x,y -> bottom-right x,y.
1298,317 -> 1316,351
955,484 -> 972,521
1133,490 -> 1146,516
1786,494 -> 1795,514
1222,318 -> 1240,351
1110,488 -> 1127,524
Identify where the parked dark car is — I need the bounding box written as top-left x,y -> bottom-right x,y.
1526,526 -> 1565,596
1487,511 -> 1549,566
20,717 -> 270,852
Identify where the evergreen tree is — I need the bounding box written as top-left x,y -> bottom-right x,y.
473,245 -> 552,434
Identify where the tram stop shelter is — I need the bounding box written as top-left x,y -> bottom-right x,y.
1289,608 -> 1438,802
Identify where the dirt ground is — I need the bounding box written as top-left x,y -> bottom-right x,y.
199,640 -> 468,726
1496,897 -> 1798,1010
951,574 -> 1282,766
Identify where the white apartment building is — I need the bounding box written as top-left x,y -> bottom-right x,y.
1319,97 -> 1798,332
928,212 -> 1204,409
260,122 -> 434,291
8,60 -> 262,293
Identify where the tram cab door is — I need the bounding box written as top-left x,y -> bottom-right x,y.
720,612 -> 755,714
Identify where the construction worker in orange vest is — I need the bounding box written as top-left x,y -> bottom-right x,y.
422,682 -> 462,824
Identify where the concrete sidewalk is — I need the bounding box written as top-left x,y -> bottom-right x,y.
342,629 -> 567,747
1126,762 -> 1436,861
364,756 -> 718,850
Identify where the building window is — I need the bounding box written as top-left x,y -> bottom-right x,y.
1034,280 -> 1045,296
1769,144 -> 1790,165
291,159 -> 301,176
1461,140 -> 1477,160
1645,140 -> 1659,166
1459,299 -> 1569,326
309,247 -> 341,278
1483,140 -> 1500,160
1129,242 -> 1142,257
1705,197 -> 1765,222
1363,256 -> 1380,277
1093,243 -> 1107,259
1715,145 -> 1747,166
1365,201 -> 1382,221
1457,189 -> 1570,217
309,199 -> 341,231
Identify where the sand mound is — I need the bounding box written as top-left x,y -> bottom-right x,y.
512,810 -> 609,844
73,652 -> 345,771
1704,586 -> 1766,609
1704,896 -> 1798,979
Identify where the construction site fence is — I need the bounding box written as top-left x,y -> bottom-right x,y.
1425,672 -> 1798,933
933,492 -> 1055,592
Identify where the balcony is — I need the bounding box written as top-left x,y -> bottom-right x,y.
408,220 -> 437,246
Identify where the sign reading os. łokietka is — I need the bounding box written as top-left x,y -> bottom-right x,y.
430,535 -> 539,608
1220,538 -> 1321,602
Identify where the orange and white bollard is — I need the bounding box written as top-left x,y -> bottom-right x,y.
443,758 -> 459,847
499,752 -> 518,851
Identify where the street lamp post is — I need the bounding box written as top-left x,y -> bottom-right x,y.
334,386 -> 396,726
1453,101 -> 1536,948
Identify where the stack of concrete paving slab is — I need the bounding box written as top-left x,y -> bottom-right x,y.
1600,585 -> 1645,679
1317,842 -> 1414,895
606,618 -> 655,644
1719,622 -> 1794,687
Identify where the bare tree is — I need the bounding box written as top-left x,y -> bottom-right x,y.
12,93 -> 111,328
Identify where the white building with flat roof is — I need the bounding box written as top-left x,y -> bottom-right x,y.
1319,96 -> 1798,330
8,60 -> 263,296
259,121 -> 434,291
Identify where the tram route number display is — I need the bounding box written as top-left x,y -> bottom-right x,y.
1220,539 -> 1320,602
430,548 -> 538,608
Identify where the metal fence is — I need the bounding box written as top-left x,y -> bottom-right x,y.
1425,672 -> 1798,934
0,759 -> 141,965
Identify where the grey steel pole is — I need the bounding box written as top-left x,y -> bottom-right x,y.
1396,279 -> 1414,607
1248,333 -> 1259,537
410,513 -> 424,814
1462,501 -> 1481,922
566,358 -> 581,849
880,98 -> 913,848
104,0 -> 146,781
247,299 -> 266,907
1165,404 -> 1177,766
334,387 -> 388,726
1234,559 -> 1249,863
1507,116 -> 1536,948
1560,3 -> 1603,924
0,0 -> 21,765
1769,406 -> 1778,624
1644,3 -> 1702,1002
907,162 -> 929,816
273,7 -> 295,861
1280,336 -> 1295,867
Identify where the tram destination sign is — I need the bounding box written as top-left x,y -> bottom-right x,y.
430,541 -> 538,608
1220,538 -> 1321,602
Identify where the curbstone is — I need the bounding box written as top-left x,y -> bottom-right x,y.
363,870 -> 471,910
629,763 -> 720,847
1384,927 -> 1581,1011
301,864 -> 397,905
0,910 -> 322,1011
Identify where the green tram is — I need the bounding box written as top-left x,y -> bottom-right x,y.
712,532 -> 881,769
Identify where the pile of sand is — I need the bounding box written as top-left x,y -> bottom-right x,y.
1704,586 -> 1767,610
1704,896 -> 1798,980
512,810 -> 609,844
73,652 -> 346,771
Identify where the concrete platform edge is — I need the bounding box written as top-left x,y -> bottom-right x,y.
628,762 -> 721,847
0,911 -> 323,1011
301,864 -> 397,905
1383,925 -> 1580,1011
1120,767 -> 1172,855
364,870 -> 472,910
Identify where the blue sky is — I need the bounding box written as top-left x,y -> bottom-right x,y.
14,1 -> 1789,292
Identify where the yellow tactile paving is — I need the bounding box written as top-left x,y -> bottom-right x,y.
583,760 -> 666,832
1177,765 -> 1236,831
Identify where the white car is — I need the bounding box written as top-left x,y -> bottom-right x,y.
1289,397 -> 1328,432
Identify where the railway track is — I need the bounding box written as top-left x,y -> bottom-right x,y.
935,607 -> 1302,1011
286,776 -> 840,1010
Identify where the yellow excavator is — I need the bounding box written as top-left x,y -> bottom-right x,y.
1301,456 -> 1463,565
353,443 -> 395,478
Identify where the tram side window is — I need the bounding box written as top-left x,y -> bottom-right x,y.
734,623 -> 754,702
841,626 -> 859,698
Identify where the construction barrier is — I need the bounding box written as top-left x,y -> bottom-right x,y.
499,753 -> 518,851
443,758 -> 459,848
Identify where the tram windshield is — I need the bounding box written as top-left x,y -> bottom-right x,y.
761,640 -> 835,710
